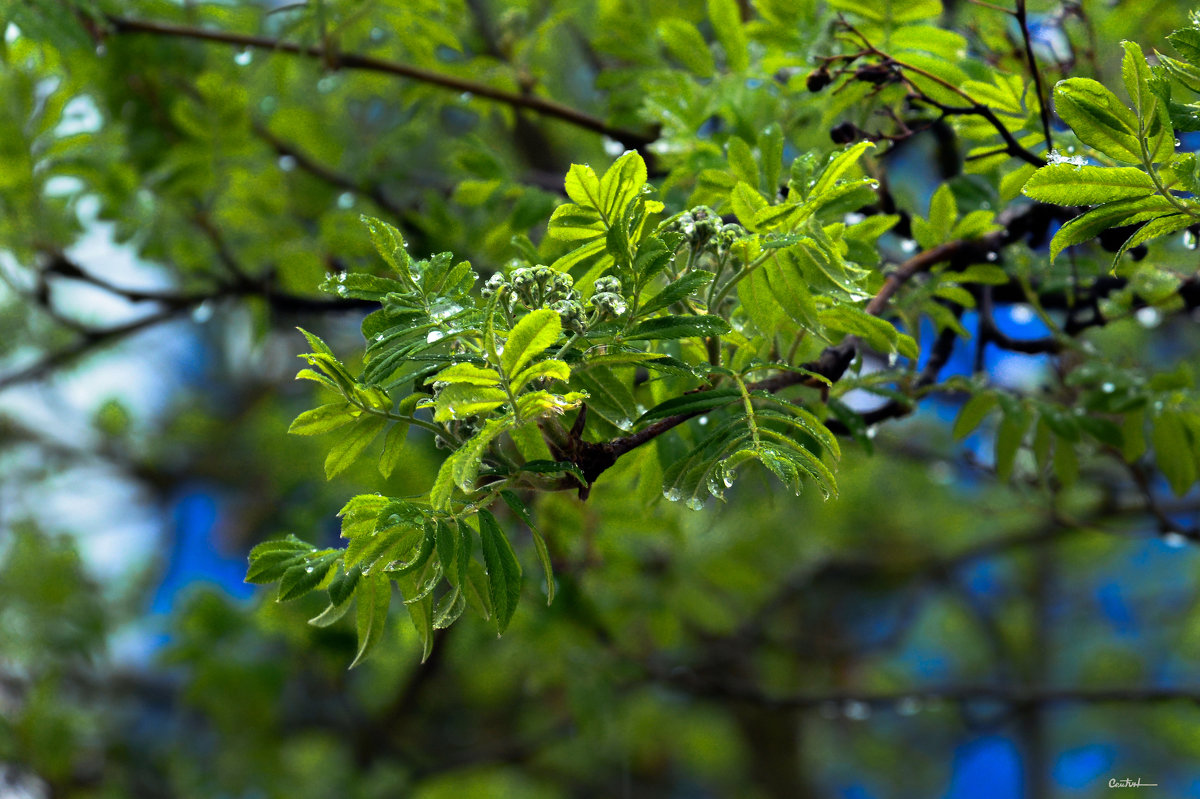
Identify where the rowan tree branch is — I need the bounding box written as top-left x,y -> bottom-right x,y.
104,16 -> 656,151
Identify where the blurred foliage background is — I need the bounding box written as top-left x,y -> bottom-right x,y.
2,0 -> 1200,797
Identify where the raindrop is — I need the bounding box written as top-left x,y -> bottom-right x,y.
1135,307 -> 1161,328
663,487 -> 683,502
234,49 -> 253,66
337,192 -> 355,209
277,155 -> 297,172
685,497 -> 705,511
427,330 -> 445,343
305,566 -> 315,574
899,238 -> 918,254
697,415 -> 709,426
1101,382 -> 1115,393
1164,532 -> 1189,548
191,301 -> 213,323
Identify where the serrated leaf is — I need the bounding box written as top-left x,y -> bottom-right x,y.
658,18 -> 714,77
478,510 -> 523,635
624,314 -> 731,341
1022,165 -> 1157,205
1049,195 -> 1178,261
324,414 -> 388,479
289,403 -> 360,435
638,271 -> 713,316
350,572 -> 390,668
501,490 -> 555,604
433,362 -> 502,386
501,309 -> 562,378
1054,78 -> 1143,163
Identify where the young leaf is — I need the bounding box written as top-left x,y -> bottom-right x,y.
478,510 -> 523,636
1022,165 -> 1157,205
501,309 -> 562,378
1053,78 -> 1144,163
325,415 -> 388,479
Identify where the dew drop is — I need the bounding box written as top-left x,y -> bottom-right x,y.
663,487 -> 683,502
337,191 -> 355,210
305,566 -> 315,573
1164,532 -> 1189,548
697,415 -> 709,426
191,301 -> 213,323
234,49 -> 253,66
277,155 -> 297,172
685,497 -> 705,511
427,330 -> 445,344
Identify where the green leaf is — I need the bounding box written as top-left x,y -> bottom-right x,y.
1049,195 -> 1179,261
657,18 -> 714,77
573,367 -> 639,430
350,572 -> 391,668
599,151 -> 648,221
638,388 -> 742,425
433,362 -> 502,386
378,419 -> 411,480
1053,78 -> 1144,163
289,402 -> 360,436
501,309 -> 562,378
406,592 -> 435,662
361,215 -> 415,284
433,384 -> 508,423
624,314 -> 731,341
730,181 -> 768,230
1152,410 -> 1198,496
707,0 -> 748,72
1022,165 -> 1157,205
324,414 -> 388,479
1113,214 -> 1196,265
478,510 -> 523,636
727,137 -> 758,188
638,271 -> 713,316
812,141 -> 874,197
950,393 -> 998,441
1169,27 -> 1200,63
278,551 -> 339,601
501,490 -> 555,605
564,163 -> 602,209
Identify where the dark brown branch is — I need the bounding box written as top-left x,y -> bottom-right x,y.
104,16 -> 655,151
252,122 -> 412,221
1015,0 -> 1055,154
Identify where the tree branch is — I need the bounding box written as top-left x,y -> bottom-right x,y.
104,16 -> 656,151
